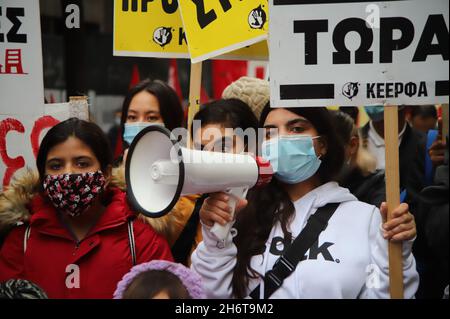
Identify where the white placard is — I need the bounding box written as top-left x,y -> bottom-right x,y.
269,0 -> 449,107
0,0 -> 45,115
0,0 -> 47,188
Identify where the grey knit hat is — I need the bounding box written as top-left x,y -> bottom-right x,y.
222,76 -> 269,120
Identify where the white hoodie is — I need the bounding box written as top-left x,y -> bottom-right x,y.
191,182 -> 419,299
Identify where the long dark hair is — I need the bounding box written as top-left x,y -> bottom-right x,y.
120,79 -> 184,147
332,110 -> 358,145
36,118 -> 113,183
231,106 -> 345,298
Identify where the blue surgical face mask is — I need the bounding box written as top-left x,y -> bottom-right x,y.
123,122 -> 165,145
261,135 -> 322,184
364,105 -> 384,122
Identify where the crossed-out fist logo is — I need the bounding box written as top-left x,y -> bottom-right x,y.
342,82 -> 360,100
153,27 -> 173,47
248,5 -> 267,29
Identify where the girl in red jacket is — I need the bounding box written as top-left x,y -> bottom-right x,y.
0,118 -> 173,298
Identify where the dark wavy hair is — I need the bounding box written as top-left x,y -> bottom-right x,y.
193,98 -> 259,132
231,105 -> 345,298
36,118 -> 113,183
192,98 -> 259,152
120,79 -> 184,148
332,110 -> 359,146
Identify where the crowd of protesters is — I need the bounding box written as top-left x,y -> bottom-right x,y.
0,77 -> 447,299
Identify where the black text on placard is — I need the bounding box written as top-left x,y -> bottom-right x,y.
294,14 -> 449,65
0,6 -> 27,43
191,0 -> 233,29
121,0 -> 178,14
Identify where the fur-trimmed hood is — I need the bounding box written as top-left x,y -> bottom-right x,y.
0,166 -> 189,242
0,168 -> 40,233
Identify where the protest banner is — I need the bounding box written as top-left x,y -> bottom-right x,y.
0,0 -> 44,116
0,1 -> 89,188
179,0 -> 269,63
1,0 -> 45,187
114,0 -> 189,59
114,1 -> 270,135
269,0 -> 449,108
114,0 -> 269,60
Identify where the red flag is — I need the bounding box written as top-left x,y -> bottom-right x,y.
255,66 -> 265,80
129,64 -> 140,89
212,60 -> 248,99
168,59 -> 183,101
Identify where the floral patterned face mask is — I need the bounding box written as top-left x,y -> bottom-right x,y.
43,171 -> 106,217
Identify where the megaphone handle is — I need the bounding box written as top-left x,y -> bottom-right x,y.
210,187 -> 248,241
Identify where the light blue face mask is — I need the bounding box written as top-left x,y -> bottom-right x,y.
262,135 -> 322,184
364,105 -> 384,122
123,122 -> 165,145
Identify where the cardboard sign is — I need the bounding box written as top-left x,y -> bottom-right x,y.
0,0 -> 44,115
114,0 -> 268,60
269,0 -> 449,107
179,0 -> 269,63
114,0 -> 189,58
224,40 -> 268,61
0,0 -> 45,188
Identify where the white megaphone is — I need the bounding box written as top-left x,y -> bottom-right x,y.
125,126 -> 273,241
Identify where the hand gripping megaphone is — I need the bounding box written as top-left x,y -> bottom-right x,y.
125,126 -> 273,241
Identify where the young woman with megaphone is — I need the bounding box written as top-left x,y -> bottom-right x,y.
191,105 -> 419,299
174,98 -> 261,265
122,96 -> 263,266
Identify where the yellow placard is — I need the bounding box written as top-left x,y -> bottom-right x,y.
179,0 -> 269,63
223,40 -> 268,61
113,0 -> 189,58
114,0 -> 268,60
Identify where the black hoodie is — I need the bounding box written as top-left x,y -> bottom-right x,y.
414,136 -> 449,299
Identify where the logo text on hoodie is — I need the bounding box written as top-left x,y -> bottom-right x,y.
270,237 -> 338,263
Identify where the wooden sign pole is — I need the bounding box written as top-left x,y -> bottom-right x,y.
187,62 -> 203,148
442,104 -> 449,143
384,105 -> 404,299
68,96 -> 89,121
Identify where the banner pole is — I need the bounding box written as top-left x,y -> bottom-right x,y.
68,96 -> 89,121
442,104 -> 449,143
384,105 -> 404,299
187,62 -> 203,148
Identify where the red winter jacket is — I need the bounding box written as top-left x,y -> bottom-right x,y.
0,187 -> 173,298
